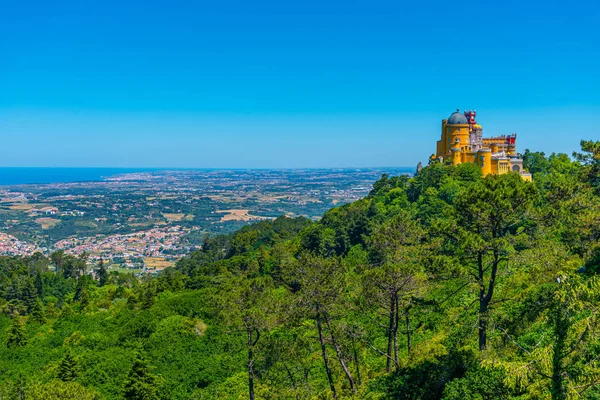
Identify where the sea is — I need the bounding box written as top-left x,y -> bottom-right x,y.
0,167 -> 415,187
0,168 -> 158,186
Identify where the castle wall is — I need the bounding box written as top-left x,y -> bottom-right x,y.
435,112 -> 529,180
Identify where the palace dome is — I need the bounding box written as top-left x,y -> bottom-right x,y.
447,111 -> 468,124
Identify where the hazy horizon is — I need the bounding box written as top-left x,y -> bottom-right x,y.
0,166 -> 416,170
0,166 -> 415,186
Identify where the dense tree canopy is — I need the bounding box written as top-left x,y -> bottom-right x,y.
1,142 -> 600,399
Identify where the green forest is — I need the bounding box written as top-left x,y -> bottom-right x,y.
1,140 -> 599,399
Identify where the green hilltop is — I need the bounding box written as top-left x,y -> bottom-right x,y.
0,140 -> 599,399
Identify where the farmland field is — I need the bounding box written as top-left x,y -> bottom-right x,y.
35,217 -> 60,229
144,257 -> 175,270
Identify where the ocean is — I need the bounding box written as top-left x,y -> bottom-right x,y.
0,168 -> 157,186
0,167 -> 415,186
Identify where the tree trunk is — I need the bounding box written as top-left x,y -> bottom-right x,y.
303,367 -> 311,397
405,307 -> 411,356
393,295 -> 399,369
283,363 -> 298,397
248,347 -> 254,400
18,374 -> 24,400
551,303 -> 568,400
478,252 -> 488,351
247,327 -> 259,400
351,336 -> 362,386
386,294 -> 396,372
324,313 -> 356,394
478,300 -> 488,351
317,310 -> 337,399
478,250 -> 500,351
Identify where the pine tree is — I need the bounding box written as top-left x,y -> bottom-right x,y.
58,348 -> 78,382
29,299 -> 46,324
141,283 -> 156,310
123,352 -> 158,400
74,276 -> 86,302
60,303 -> 73,318
22,278 -> 38,314
73,275 -> 90,309
34,269 -> 44,298
127,292 -> 138,310
97,258 -> 108,287
75,252 -> 89,279
6,316 -> 27,348
79,286 -> 89,309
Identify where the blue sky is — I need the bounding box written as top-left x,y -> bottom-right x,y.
1,0 -> 598,168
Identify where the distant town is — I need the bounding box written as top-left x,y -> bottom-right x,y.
0,168 -> 411,272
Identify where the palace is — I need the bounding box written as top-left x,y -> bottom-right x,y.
434,109 -> 532,181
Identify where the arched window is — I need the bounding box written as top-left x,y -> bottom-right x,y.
512,165 -> 520,172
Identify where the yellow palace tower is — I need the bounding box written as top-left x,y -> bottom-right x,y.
434,109 -> 532,181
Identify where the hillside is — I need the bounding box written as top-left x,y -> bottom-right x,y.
0,141 -> 599,399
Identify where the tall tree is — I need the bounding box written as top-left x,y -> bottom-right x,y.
364,211 -> 427,370
140,281 -> 156,310
573,140 -> 600,193
58,348 -> 79,382
34,269 -> 44,298
74,253 -> 89,279
73,276 -> 87,302
50,251 -> 66,275
21,277 -> 38,314
454,173 -> 536,350
489,275 -> 600,400
97,258 -> 108,287
123,352 -> 158,400
29,299 -> 46,324
219,276 -> 279,400
287,253 -> 356,398
6,316 -> 27,348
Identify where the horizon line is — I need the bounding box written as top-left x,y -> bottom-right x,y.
0,166 -> 417,170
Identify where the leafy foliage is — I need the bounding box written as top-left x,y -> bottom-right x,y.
0,141 -> 599,399
123,352 -> 159,400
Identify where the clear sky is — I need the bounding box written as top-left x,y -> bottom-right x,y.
1,0 -> 598,168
